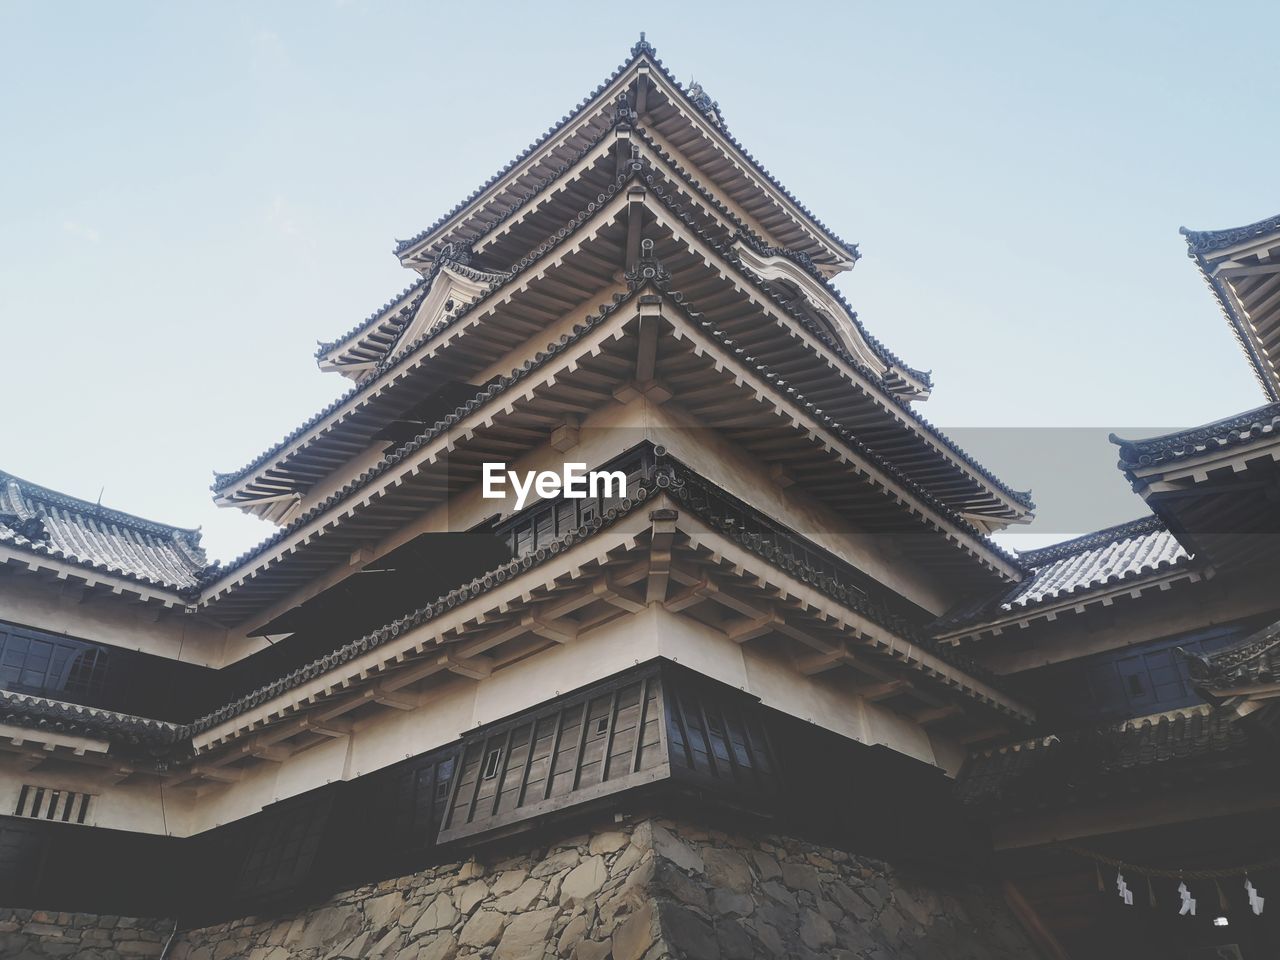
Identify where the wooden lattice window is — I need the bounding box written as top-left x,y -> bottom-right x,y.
13,785 -> 93,825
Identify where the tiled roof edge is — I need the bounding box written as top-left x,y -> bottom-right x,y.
1180,214 -> 1280,256
632,171 -> 1030,512
191,457 -> 1026,741
1184,616 -> 1280,690
390,47 -> 642,257
393,38 -> 859,261
212,174 -> 637,494
1110,401 -> 1280,469
1017,515 -> 1167,567
0,690 -> 183,747
313,276 -> 430,361
0,470 -> 201,543
205,260 -> 1021,603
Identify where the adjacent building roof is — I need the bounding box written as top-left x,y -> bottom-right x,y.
1181,214 -> 1280,401
1011,517 -> 1189,604
0,470 -> 206,593
1181,213 -> 1280,257
1112,401 -> 1280,471
934,516 -> 1191,636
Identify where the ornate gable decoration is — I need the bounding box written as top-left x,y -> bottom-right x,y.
733,240 -> 921,395
389,251 -> 506,365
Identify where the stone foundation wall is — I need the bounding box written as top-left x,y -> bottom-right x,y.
0,909 -> 173,958
0,816 -> 1036,959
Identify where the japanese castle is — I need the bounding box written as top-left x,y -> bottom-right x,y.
2,37 -> 1279,960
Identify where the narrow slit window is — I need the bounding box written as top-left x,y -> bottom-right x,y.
481,748 -> 503,780
13,784 -> 92,825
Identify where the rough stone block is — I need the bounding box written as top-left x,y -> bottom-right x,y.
493,907 -> 558,960
702,848 -> 752,893
588,831 -> 628,856
610,901 -> 656,960
560,855 -> 608,903
409,895 -> 458,939
458,909 -> 505,948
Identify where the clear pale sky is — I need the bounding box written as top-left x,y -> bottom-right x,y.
1,1 -> 1275,562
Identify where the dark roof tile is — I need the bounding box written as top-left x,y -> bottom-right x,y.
957,705 -> 1245,804
1183,616 -> 1280,691
1180,214 -> 1280,256
0,470 -> 206,593
935,516 -> 1190,632
1111,402 -> 1280,470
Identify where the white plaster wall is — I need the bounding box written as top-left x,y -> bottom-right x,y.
0,756 -> 169,834
0,577 -> 225,666
648,401 -> 961,615
225,388 -> 958,657
59,600 -> 948,837
651,607 -> 938,765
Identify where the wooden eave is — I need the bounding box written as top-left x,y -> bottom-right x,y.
464,128 -> 928,401
183,497 -> 1029,784
219,179 -> 1026,529
1124,430 -> 1280,493
198,290 -> 1020,631
1194,227 -> 1280,400
1118,427 -> 1280,569
632,193 -> 1030,525
212,190 -> 636,515
933,564 -> 1206,646
395,54 -> 855,274
316,279 -> 427,381
0,542 -> 193,611
633,64 -> 855,270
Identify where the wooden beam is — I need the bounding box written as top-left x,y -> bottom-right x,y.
189,764 -> 243,784
597,577 -> 647,613
912,704 -> 963,726
991,783 -> 1280,850
550,418 -> 581,453
636,315 -> 659,383
103,766 -> 136,786
663,577 -> 715,612
625,187 -> 646,268
380,655 -> 447,692
793,646 -> 847,674
364,685 -> 418,711
768,463 -> 794,488
225,740 -> 290,764
727,613 -> 781,644
525,615 -> 578,645
437,653 -> 493,681
852,679 -> 906,702
646,508 -> 677,603
300,717 -> 352,740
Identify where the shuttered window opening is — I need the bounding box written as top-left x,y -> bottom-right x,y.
233,792 -> 333,901
438,669 -> 665,843
13,785 -> 92,825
